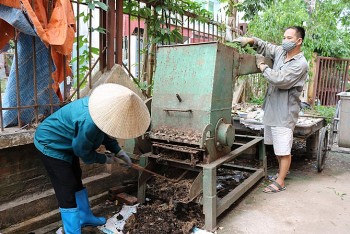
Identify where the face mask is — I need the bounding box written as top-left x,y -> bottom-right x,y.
282,40 -> 297,52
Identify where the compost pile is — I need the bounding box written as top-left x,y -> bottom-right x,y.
148,177 -> 193,202
123,198 -> 204,234
122,164 -> 251,234
146,168 -> 198,203
122,166 -> 205,233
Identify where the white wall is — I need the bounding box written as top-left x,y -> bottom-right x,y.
0,54 -> 5,79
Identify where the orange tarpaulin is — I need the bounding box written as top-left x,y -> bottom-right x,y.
0,0 -> 76,100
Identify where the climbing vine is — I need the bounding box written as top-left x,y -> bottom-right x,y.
123,0 -> 221,94
70,0 -> 108,93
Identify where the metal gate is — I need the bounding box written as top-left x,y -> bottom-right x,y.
313,56 -> 350,106
0,0 -> 224,131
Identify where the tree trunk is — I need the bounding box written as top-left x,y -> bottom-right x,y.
147,43 -> 156,96
304,0 -> 316,15
141,22 -> 149,83
141,5 -> 156,96
228,0 -> 239,40
307,52 -> 318,105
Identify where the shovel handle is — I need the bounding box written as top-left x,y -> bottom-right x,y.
131,163 -> 179,183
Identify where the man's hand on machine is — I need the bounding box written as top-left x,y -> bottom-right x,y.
255,54 -> 269,72
231,37 -> 253,47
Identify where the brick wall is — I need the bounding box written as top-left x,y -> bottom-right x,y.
0,144 -> 114,205
0,144 -> 51,204
0,143 -> 132,232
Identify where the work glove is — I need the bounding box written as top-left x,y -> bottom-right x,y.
231,37 -> 251,47
105,153 -> 118,164
116,150 -> 132,167
255,54 -> 265,67
255,54 -> 269,72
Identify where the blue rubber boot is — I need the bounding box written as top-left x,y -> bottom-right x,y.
75,188 -> 106,227
59,207 -> 81,234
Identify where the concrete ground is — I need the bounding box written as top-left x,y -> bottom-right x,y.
30,146 -> 350,234
217,148 -> 350,234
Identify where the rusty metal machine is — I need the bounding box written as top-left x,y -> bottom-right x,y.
136,42 -> 267,230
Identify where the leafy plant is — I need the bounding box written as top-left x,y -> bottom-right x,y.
235,0 -> 273,21
123,0 -> 215,45
304,105 -> 336,124
240,0 -> 350,60
306,0 -> 350,58
123,0 -> 221,94
0,79 -> 7,93
247,0 -> 309,48
70,0 -> 108,92
249,96 -> 265,105
225,41 -> 256,54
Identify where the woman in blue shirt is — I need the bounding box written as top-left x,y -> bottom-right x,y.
34,83 -> 150,233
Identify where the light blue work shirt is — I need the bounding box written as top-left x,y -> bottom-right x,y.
34,97 -> 121,164
253,37 -> 309,129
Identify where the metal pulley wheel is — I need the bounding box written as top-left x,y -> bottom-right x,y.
215,118 -> 235,149
317,127 -> 329,172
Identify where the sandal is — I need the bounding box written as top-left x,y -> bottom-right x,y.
268,173 -> 279,181
263,181 -> 286,194
268,171 -> 290,181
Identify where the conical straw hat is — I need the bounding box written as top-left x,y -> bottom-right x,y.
89,83 -> 151,139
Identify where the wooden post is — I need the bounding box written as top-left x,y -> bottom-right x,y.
307,52 -> 318,105
107,0 -> 116,70
99,0 -> 107,71
116,0 -> 123,66
137,156 -> 148,204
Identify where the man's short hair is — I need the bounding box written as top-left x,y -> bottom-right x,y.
285,26 -> 305,41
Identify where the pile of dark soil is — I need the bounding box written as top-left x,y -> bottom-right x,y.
122,137 -> 330,234
122,164 -> 252,234
146,168 -> 198,203
121,139 -> 312,234
123,198 -> 203,234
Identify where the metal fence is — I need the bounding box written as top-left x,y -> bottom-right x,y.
313,56 -> 350,106
121,0 -> 225,83
0,0 -> 225,131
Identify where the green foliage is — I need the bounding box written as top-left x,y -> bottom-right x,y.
305,105 -> 336,124
123,0 -> 215,45
0,79 -> 6,93
249,96 -> 264,105
71,0 -> 108,90
123,0 -> 220,93
306,0 -> 350,58
71,34 -> 100,89
314,105 -> 336,124
218,0 -> 272,19
237,0 -> 273,21
247,0 -> 309,45
241,0 -> 350,60
225,41 -> 256,54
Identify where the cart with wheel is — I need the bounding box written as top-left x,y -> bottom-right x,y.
232,115 -> 328,172
294,116 -> 328,172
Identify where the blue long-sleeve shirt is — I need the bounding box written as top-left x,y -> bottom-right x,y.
34,97 -> 121,164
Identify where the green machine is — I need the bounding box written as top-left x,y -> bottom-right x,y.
150,42 -> 235,163
137,42 -> 268,230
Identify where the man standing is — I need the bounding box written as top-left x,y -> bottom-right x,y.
234,26 -> 309,193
